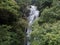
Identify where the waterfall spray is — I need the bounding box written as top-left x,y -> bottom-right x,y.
26,5 -> 39,45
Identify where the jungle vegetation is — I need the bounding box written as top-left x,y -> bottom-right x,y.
0,0 -> 60,45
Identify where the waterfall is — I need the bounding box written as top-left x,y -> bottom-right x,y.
26,5 -> 39,45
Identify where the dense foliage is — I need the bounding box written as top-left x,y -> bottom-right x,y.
31,0 -> 60,45
0,0 -> 27,45
0,0 -> 60,45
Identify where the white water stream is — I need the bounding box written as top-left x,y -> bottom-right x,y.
26,5 -> 39,45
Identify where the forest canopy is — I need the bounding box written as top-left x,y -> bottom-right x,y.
0,0 -> 60,45
31,0 -> 60,45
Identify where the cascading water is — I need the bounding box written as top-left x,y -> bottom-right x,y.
26,5 -> 39,45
